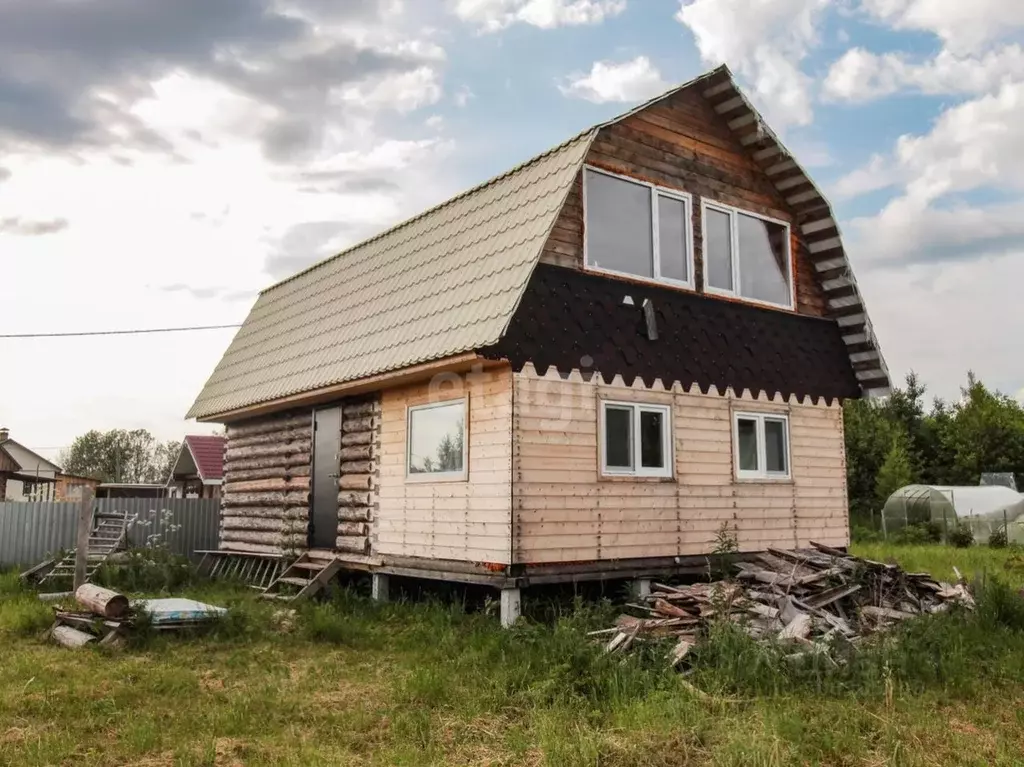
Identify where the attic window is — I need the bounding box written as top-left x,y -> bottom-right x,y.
703,201 -> 793,310
583,167 -> 694,288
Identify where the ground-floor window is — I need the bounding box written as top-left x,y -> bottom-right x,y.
601,401 -> 672,478
734,411 -> 790,480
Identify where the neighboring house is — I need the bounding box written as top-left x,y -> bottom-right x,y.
0,427 -> 61,501
187,66 -> 889,622
167,435 -> 226,499
95,483 -> 167,499
55,472 -> 101,502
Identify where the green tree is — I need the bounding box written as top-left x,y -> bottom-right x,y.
59,429 -> 180,484
939,374 -> 1024,487
875,434 -> 914,509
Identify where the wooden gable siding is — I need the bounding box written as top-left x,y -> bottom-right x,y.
511,365 -> 848,564
541,88 -> 828,317
376,366 -> 514,564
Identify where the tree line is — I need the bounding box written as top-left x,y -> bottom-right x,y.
844,372 -> 1024,530
59,429 -> 181,485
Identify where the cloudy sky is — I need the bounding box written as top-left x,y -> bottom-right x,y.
2,0 -> 1022,461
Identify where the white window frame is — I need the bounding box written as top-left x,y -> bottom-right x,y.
600,400 -> 673,478
733,411 -> 791,481
405,398 -> 469,482
583,165 -> 695,290
701,199 -> 794,310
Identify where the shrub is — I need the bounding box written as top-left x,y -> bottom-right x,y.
850,524 -> 882,543
948,523 -> 975,548
989,526 -> 1009,549
892,524 -> 934,546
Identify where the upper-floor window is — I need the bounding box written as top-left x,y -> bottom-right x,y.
583,166 -> 693,288
703,201 -> 793,310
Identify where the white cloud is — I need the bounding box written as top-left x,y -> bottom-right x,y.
452,0 -> 625,31
836,80 -> 1024,203
559,56 -> 669,104
856,249 -> 1024,402
824,44 -> 1024,101
860,0 -> 1024,55
676,0 -> 827,129
849,198 -> 1024,266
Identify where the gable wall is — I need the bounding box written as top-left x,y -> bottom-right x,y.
511,366 -> 848,564
541,87 -> 828,317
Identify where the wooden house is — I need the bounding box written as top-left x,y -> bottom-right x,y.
166,435 -> 226,499
188,66 -> 889,624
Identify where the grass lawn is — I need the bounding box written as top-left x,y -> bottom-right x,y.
2,544 -> 1024,766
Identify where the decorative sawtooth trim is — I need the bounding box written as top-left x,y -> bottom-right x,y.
516,363 -> 836,408
697,77 -> 890,397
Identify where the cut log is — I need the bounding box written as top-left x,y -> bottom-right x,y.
221,507 -> 309,520
220,517 -> 308,534
342,400 -> 380,418
52,624 -> 96,648
339,474 -> 372,490
227,414 -> 311,438
227,427 -> 311,449
223,477 -> 311,494
218,541 -> 290,556
341,416 -> 375,434
75,584 -> 129,619
338,507 -> 371,523
224,453 -> 311,473
220,530 -> 306,547
338,491 -> 373,507
221,491 -> 309,508
225,441 -> 312,462
337,521 -> 368,537
341,431 -> 372,447
339,444 -> 374,461
334,535 -> 368,553
340,460 -> 374,475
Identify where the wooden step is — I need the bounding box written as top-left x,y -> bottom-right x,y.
277,576 -> 312,588
290,562 -> 328,572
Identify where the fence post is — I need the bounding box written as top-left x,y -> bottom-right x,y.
942,508 -> 948,544
73,487 -> 95,589
1004,509 -> 1009,541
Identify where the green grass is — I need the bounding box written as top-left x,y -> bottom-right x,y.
851,541 -> 1024,590
2,547 -> 1024,766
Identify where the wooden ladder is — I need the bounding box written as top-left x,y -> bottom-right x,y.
34,509 -> 129,586
260,551 -> 342,603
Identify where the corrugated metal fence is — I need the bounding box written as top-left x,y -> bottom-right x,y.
0,498 -> 220,568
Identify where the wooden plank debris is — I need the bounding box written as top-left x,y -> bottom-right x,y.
596,545 -> 976,668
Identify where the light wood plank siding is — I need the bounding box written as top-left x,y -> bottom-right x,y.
376,366 -> 514,563
540,86 -> 829,318
512,365 -> 848,564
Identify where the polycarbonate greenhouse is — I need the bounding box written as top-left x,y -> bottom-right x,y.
882,484 -> 1024,543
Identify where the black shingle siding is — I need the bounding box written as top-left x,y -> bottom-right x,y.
481,264 -> 860,404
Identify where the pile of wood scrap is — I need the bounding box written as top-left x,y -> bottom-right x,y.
597,542 -> 976,667
47,585 -> 227,648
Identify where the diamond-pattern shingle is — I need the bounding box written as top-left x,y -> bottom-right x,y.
187,133 -> 594,419
482,264 -> 860,404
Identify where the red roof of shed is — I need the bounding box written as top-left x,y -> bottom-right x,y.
185,435 -> 226,481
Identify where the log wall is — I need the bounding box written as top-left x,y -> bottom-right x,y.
221,410 -> 313,555
541,86 -> 828,317
336,396 -> 381,554
512,364 -> 848,564
220,395 -> 382,556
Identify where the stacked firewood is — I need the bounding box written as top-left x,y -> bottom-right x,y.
597,542 -> 976,667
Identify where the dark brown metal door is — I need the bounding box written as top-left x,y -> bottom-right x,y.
310,406 -> 341,550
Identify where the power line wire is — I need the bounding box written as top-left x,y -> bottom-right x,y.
0,323 -> 242,339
